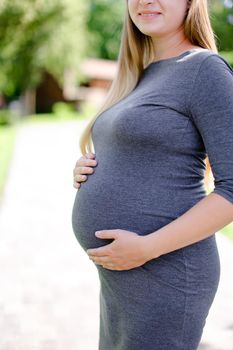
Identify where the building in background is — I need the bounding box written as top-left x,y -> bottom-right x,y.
64,58 -> 117,110
21,58 -> 118,115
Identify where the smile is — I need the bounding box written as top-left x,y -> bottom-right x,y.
139,12 -> 162,18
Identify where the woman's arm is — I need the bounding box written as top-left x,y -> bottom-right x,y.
145,53 -> 233,259
144,192 -> 233,260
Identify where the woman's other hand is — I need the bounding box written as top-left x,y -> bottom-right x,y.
73,152 -> 97,189
86,229 -> 153,271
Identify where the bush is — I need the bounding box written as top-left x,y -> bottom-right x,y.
0,109 -> 16,126
52,102 -> 76,117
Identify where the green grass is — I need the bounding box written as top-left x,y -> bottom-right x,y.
0,124 -> 17,196
20,112 -> 83,124
21,101 -> 98,125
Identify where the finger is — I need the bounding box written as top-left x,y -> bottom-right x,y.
90,256 -> 112,264
74,157 -> 96,169
74,174 -> 87,183
75,156 -> 86,167
85,152 -> 96,159
73,182 -> 81,189
83,159 -> 97,167
84,153 -> 97,166
95,230 -> 119,239
87,247 -> 110,257
75,166 -> 95,175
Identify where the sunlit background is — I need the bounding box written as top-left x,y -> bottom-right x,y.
0,0 -> 233,349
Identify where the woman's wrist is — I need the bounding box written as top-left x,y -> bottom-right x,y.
141,233 -> 163,261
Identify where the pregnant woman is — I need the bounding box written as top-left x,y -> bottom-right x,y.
72,0 -> 233,349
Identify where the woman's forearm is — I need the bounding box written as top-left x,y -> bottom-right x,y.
144,192 -> 233,260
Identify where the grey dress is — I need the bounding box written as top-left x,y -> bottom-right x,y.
71,48 -> 233,350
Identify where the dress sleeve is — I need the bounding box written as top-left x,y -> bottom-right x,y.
187,54 -> 233,205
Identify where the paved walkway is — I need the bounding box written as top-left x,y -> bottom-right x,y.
0,119 -> 232,350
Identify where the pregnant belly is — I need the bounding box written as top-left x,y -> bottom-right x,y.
71,166 -> 206,252
71,178 -> 145,251
71,186 -> 114,251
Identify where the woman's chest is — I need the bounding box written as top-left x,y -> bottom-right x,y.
92,90 -> 191,149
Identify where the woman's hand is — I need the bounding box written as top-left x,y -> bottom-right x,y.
86,229 -> 154,271
73,152 -> 97,189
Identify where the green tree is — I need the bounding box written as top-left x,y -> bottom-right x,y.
0,0 -> 88,98
210,0 -> 233,51
86,0 -> 125,60
43,0 -> 88,84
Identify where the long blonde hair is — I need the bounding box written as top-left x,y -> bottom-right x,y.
79,0 -> 218,187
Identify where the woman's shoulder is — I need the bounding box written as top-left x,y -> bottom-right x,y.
186,48 -> 233,75
187,49 -> 233,114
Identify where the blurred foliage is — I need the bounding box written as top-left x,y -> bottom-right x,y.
0,0 -> 88,98
210,0 -> 233,51
219,50 -> 233,66
0,110 -> 16,126
44,0 -> 88,84
52,101 -> 76,116
86,0 -> 124,60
